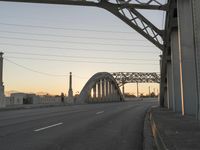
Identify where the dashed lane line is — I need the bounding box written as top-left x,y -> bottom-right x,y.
96,111 -> 104,115
34,122 -> 63,132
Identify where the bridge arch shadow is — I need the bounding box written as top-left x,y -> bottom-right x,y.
77,72 -> 124,104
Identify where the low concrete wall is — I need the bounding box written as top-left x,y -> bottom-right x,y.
39,97 -> 62,104
125,97 -> 159,101
4,96 -> 75,107
5,97 -> 12,106
0,96 -> 5,108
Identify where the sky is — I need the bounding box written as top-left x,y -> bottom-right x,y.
0,1 -> 166,96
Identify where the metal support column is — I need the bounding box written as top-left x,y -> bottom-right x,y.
136,82 -> 139,98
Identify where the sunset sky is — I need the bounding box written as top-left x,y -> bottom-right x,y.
0,1 -> 165,96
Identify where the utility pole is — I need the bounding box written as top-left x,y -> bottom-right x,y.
149,86 -> 151,96
136,82 -> 139,98
0,52 -> 5,107
122,84 -> 125,96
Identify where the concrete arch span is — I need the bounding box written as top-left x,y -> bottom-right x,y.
77,72 -> 124,103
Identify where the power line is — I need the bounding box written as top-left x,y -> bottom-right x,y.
0,36 -> 153,47
5,51 -> 158,61
73,74 -> 88,79
0,22 -> 136,34
5,56 -> 159,65
4,58 -> 67,77
0,43 -> 159,53
5,57 -> 158,80
0,30 -> 146,42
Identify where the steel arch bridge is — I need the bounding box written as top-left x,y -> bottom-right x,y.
3,0 -> 200,119
77,72 -> 159,103
77,72 -> 124,103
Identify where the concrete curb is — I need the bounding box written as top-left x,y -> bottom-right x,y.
143,108 -> 155,150
149,108 -> 168,150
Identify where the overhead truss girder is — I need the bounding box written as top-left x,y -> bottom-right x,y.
0,0 -> 168,50
99,0 -> 165,50
1,0 -> 167,10
111,72 -> 160,86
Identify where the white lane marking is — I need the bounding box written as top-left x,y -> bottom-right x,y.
96,111 -> 104,115
34,122 -> 63,132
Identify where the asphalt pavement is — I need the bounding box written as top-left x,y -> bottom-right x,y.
0,100 -> 158,150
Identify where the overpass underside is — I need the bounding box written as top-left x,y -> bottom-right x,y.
1,0 -> 200,119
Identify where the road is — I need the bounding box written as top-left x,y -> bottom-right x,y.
0,99 -> 158,150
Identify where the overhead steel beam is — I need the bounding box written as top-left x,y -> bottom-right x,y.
0,0 -> 98,7
0,0 -> 167,10
0,0 -> 167,50
111,72 -> 160,87
99,0 -> 165,50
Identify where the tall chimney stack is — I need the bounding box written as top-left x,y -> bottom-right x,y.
68,72 -> 73,98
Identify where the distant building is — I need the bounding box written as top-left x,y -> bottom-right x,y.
9,93 -> 39,105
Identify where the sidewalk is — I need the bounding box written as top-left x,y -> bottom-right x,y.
150,107 -> 200,150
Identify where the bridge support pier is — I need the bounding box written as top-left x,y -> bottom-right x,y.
164,83 -> 168,107
170,29 -> 182,113
167,60 -> 174,109
191,0 -> 200,119
177,0 -> 199,116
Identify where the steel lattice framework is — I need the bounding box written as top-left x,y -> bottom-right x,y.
1,0 -> 168,50
111,72 -> 160,86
